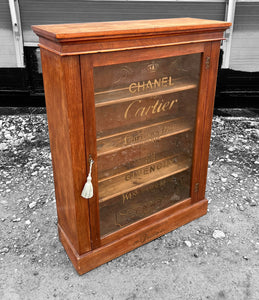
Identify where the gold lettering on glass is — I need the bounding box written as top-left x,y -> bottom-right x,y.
128,76 -> 174,94
124,98 -> 178,119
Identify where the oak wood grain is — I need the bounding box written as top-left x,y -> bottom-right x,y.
32,18 -> 231,42
97,131 -> 192,181
100,196 -> 192,246
198,41 -> 222,200
95,81 -> 197,107
40,49 -> 91,254
80,55 -> 101,249
33,18 -> 231,275
38,32 -> 224,56
190,43 -> 212,204
99,154 -> 191,203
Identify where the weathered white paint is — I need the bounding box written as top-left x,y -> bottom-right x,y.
8,0 -> 24,67
0,0 -> 16,67
222,0 -> 236,68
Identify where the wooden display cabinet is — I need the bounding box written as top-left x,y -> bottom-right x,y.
32,18 -> 231,275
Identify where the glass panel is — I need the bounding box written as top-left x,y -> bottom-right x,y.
93,53 -> 201,237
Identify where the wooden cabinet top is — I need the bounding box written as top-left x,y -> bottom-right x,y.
32,18 -> 231,56
32,18 -> 231,42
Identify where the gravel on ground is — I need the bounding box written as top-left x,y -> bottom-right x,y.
0,108 -> 258,300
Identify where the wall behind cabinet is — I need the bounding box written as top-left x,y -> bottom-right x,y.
230,2 -> 259,72
20,0 -> 225,44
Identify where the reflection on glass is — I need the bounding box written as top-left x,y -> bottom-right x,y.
93,53 -> 201,236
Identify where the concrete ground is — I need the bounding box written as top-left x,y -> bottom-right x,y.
0,108 -> 258,300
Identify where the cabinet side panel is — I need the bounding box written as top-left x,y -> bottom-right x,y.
40,49 -> 91,253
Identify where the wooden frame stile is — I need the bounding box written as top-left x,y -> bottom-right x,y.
32,18 -> 231,275
190,42 -> 212,204
40,50 -> 92,258
198,41 -> 222,201
80,54 -> 101,249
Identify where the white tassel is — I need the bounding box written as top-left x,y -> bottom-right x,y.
81,157 -> 94,199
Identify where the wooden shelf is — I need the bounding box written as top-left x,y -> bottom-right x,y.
99,169 -> 191,235
98,153 -> 191,203
97,131 -> 192,181
99,168 -> 191,209
97,116 -> 194,156
95,78 -> 197,108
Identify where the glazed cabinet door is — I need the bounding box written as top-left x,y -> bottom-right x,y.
80,43 -> 211,245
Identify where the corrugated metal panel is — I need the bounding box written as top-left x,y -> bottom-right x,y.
0,0 -> 17,67
20,0 -> 225,44
230,2 -> 259,72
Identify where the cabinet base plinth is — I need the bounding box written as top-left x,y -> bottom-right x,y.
58,199 -> 208,275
